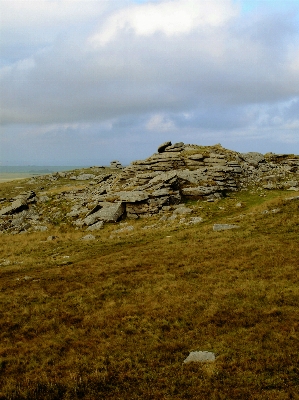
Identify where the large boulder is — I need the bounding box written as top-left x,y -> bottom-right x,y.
157,141 -> 172,153
0,198 -> 28,216
240,152 -> 265,167
83,202 -> 125,225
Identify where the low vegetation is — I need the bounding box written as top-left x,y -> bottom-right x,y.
0,175 -> 299,399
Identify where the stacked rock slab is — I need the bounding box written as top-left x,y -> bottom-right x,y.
110,160 -> 123,169
85,142 -> 243,220
82,141 -> 297,222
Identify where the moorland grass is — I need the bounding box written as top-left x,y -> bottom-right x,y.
0,190 -> 298,399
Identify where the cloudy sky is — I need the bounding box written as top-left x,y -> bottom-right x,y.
1,0 -> 299,166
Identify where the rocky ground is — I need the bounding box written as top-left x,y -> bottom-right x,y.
0,141 -> 298,235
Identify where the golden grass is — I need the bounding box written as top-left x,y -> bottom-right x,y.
0,189 -> 299,399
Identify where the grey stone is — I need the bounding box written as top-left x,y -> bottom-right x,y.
151,188 -> 171,197
84,202 -> 124,224
241,152 -> 265,166
177,169 -> 207,184
187,154 -> 204,161
34,225 -> 48,232
86,221 -> 104,231
76,174 -> 96,180
95,202 -> 125,222
73,219 -> 85,227
110,160 -> 123,169
157,141 -> 172,153
148,171 -> 178,186
67,210 -> 82,218
173,206 -> 193,215
37,196 -> 50,203
0,198 -> 28,216
204,158 -> 227,165
119,191 -> 149,202
165,142 -> 184,151
188,217 -> 203,224
81,234 -> 96,240
126,213 -> 139,219
213,224 -> 240,231
150,152 -> 182,160
183,351 -> 215,364
113,225 -> 134,234
47,235 -> 58,241
181,186 -> 218,196
159,215 -> 168,221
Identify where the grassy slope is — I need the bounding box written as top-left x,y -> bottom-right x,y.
0,177 -> 299,399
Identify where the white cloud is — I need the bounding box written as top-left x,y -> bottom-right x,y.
146,114 -> 176,132
0,0 -> 106,30
89,0 -> 237,46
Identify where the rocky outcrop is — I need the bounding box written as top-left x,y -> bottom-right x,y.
110,160 -> 123,169
0,142 -> 298,234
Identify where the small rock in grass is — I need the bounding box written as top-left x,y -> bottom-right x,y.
173,206 -> 192,215
183,351 -> 216,364
159,215 -> 168,221
188,217 -> 203,224
47,235 -> 58,241
213,224 -> 240,231
86,221 -> 104,231
113,225 -> 134,234
34,225 -> 48,232
0,260 -> 11,266
81,234 -> 96,241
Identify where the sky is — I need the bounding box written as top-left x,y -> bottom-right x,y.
0,0 -> 299,166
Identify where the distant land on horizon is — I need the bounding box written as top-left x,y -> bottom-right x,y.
0,166 -> 89,174
0,166 -> 93,183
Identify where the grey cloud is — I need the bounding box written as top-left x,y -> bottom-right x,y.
2,20 -> 299,125
1,0 -> 299,164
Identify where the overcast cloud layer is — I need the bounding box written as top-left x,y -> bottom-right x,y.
1,0 -> 299,165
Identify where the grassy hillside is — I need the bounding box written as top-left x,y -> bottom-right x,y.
0,176 -> 299,399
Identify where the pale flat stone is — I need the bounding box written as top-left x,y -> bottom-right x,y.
183,351 -> 215,364
81,234 -> 96,240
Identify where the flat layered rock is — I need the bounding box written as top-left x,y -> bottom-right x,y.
177,169 -> 207,184
181,186 -> 218,196
119,191 -> 149,202
187,154 -> 204,161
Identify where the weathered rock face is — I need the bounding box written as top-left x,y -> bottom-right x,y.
0,142 -> 298,233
